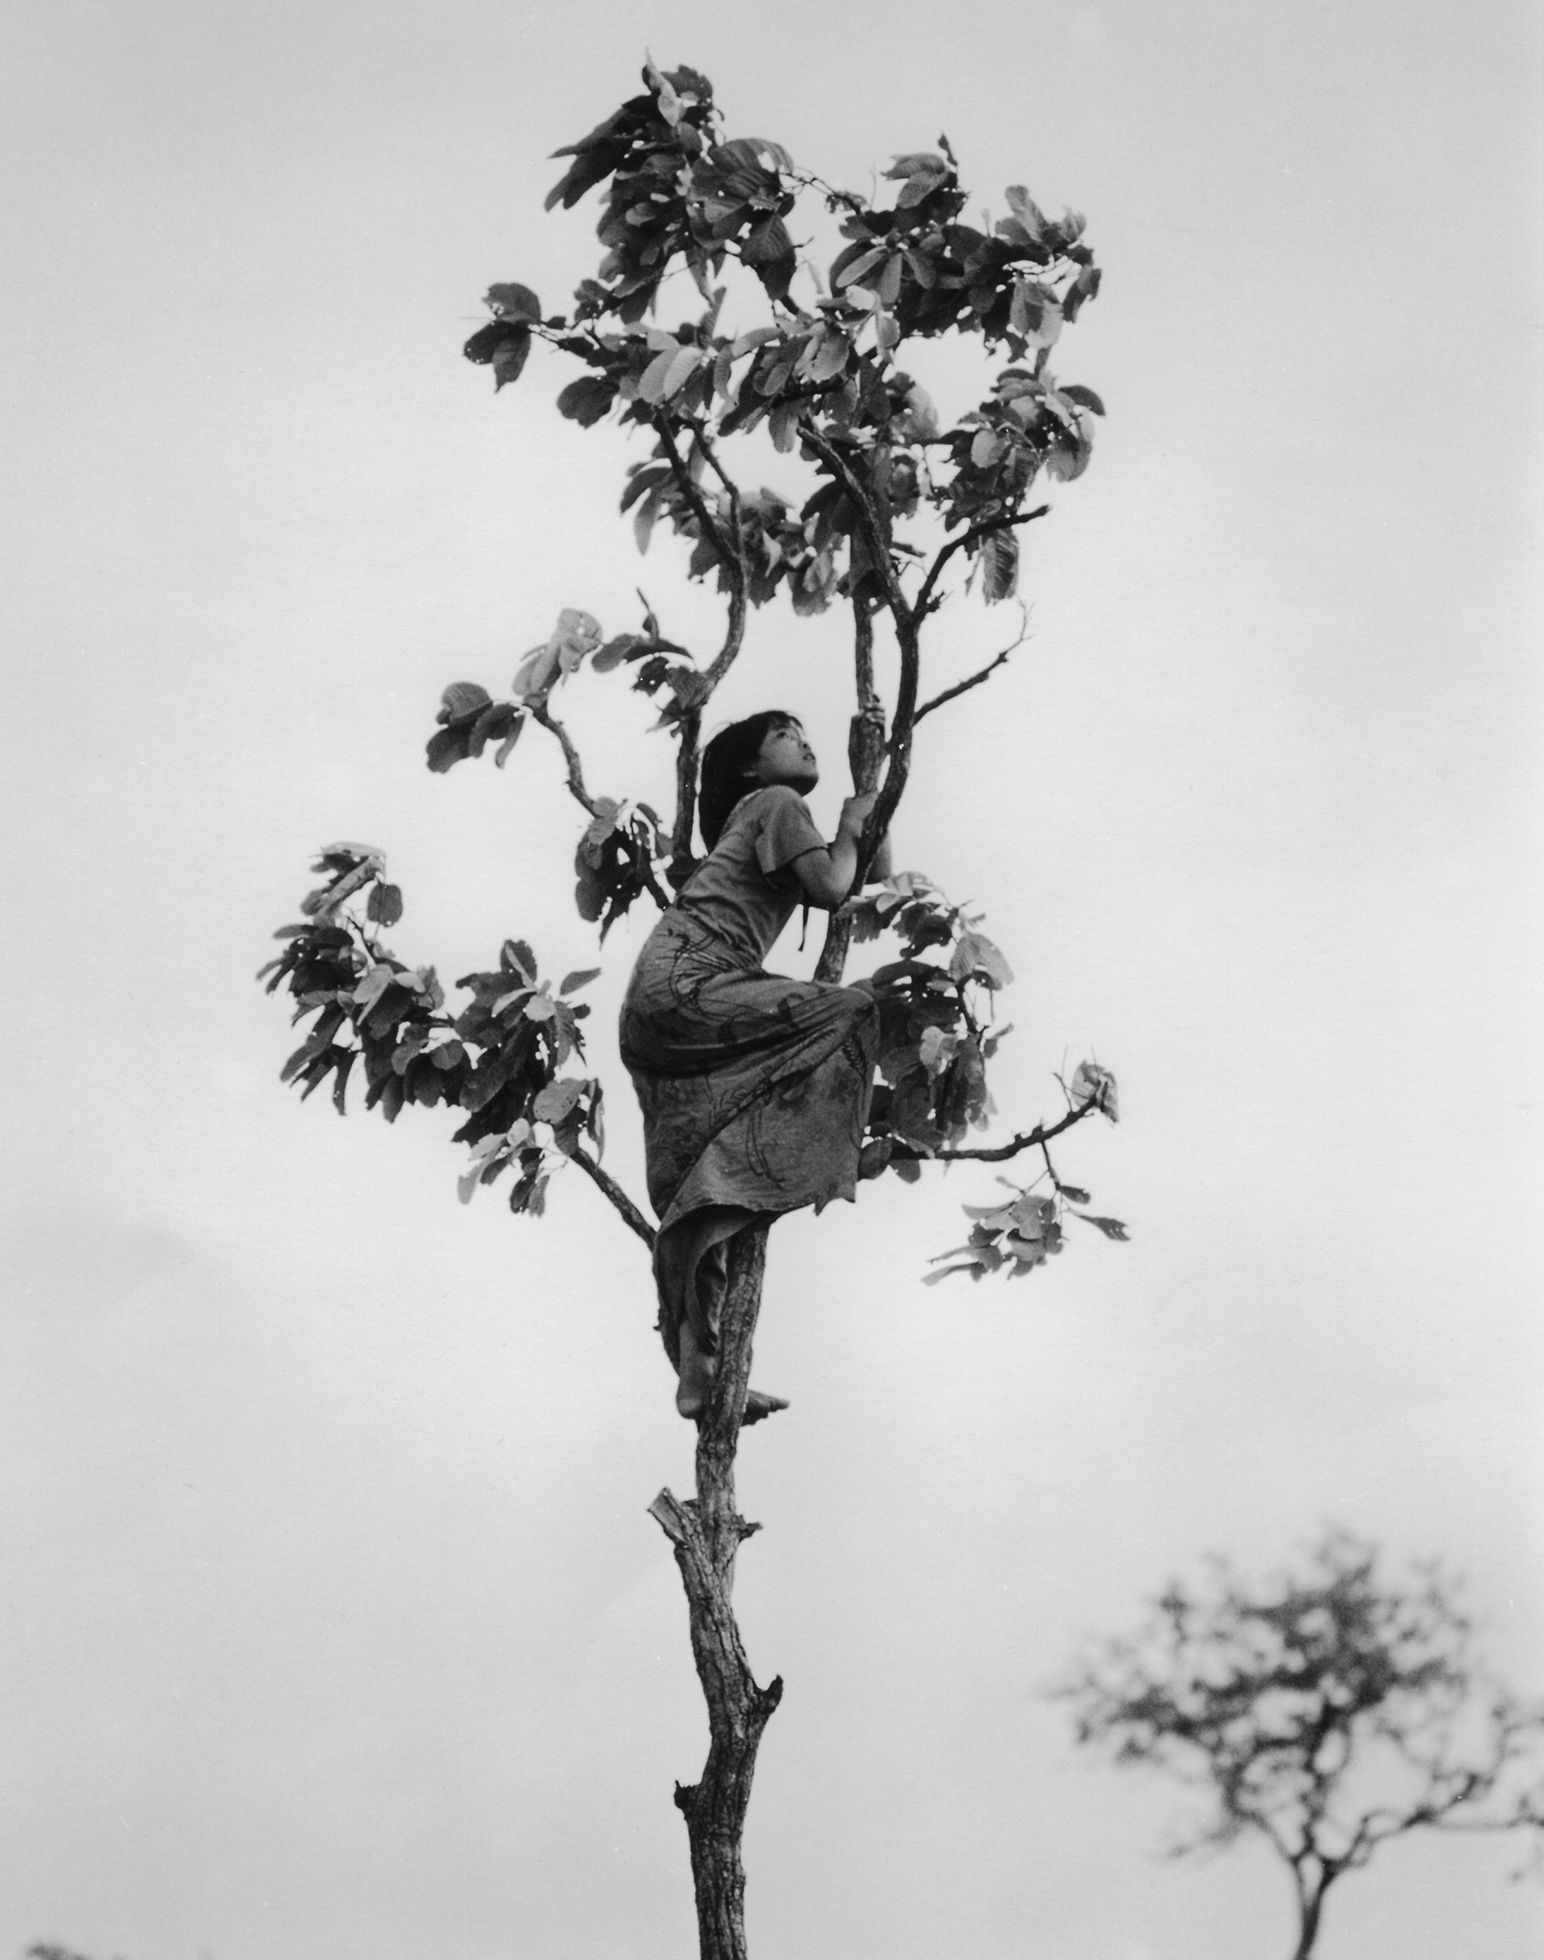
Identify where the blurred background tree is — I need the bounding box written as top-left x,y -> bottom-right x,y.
1059,1528 -> 1544,1960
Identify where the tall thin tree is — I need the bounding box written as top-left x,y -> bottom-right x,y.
262,59 -> 1123,1958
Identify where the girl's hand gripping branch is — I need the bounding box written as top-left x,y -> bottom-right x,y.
792,791 -> 885,909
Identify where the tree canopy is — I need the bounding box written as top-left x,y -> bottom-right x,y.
1060,1528 -> 1544,1960
260,56 -> 1124,1273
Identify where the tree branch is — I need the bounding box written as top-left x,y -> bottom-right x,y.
570,1145 -> 656,1252
851,591 -> 878,709
913,606 -> 1029,724
798,421 -> 926,951
814,598 -> 885,986
652,419 -> 752,881
797,422 -> 909,625
894,1094 -> 1104,1164
654,418 -> 749,678
913,504 -> 1050,622
529,701 -> 601,816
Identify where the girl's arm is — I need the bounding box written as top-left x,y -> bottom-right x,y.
790,794 -> 884,910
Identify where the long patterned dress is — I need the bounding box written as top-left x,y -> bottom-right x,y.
619,784 -> 879,1366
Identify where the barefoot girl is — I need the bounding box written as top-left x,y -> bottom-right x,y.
619,712 -> 887,1423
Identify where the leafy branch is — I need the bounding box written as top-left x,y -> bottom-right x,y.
258,845 -> 653,1243
266,57 -> 1126,1288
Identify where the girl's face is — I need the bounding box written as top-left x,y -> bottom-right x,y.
749,720 -> 818,794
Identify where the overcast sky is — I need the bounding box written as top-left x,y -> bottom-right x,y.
2,3 -> 1541,1957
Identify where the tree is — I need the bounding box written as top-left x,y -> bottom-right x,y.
260,58 -> 1124,1960
1059,1528 -> 1544,1960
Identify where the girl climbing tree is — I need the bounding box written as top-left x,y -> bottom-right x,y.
261,58 -> 1124,1960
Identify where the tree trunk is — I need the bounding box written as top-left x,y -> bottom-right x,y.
649,1222 -> 782,1960
1290,1876 -> 1330,1960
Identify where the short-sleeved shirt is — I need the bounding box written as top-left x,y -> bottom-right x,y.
673,785 -> 827,966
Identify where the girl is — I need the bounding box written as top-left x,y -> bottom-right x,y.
619,712 -> 887,1422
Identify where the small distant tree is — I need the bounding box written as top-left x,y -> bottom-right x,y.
261,58 -> 1126,1958
1059,1528 -> 1544,1960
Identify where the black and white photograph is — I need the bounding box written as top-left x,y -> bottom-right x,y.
2,5 -> 1540,1957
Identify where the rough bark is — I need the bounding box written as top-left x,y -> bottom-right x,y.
649,1222 -> 782,1960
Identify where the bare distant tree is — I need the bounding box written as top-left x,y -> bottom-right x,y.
1058,1528 -> 1544,1960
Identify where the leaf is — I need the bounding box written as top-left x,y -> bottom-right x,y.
1009,1194 -> 1056,1240
512,641 -> 560,698
591,634 -> 641,673
1057,1184 -> 1091,1206
466,702 -> 516,758
768,401 -> 800,453
633,489 -> 663,555
439,681 -> 493,725
367,882 -> 403,927
532,1078 -> 583,1123
1044,433 -> 1090,484
1059,383 -> 1106,416
980,527 -> 1019,604
463,321 -> 512,364
492,328 -> 532,389
807,329 -> 851,384
901,382 -> 940,440
484,282 -> 543,323
1073,1213 -> 1130,1240
662,346 -> 704,398
556,375 -> 615,426
950,929 -> 1014,989
836,245 -> 888,291
559,968 -> 602,994
1003,185 -> 1048,240
352,965 -> 396,1008
970,428 -> 1002,470
493,718 -> 525,768
501,939 -> 538,984
426,727 -> 468,773
575,860 -> 606,923
886,153 -> 950,208
1070,1060 -> 1119,1123
740,214 -> 793,267
523,993 -> 558,1022
917,1025 -> 959,1077
637,348 -> 680,405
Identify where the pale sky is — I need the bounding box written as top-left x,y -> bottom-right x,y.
2,4 -> 1541,1958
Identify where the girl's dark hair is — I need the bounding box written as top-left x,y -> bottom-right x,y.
697,711 -> 800,851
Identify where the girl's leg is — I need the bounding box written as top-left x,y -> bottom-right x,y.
657,1208 -> 788,1423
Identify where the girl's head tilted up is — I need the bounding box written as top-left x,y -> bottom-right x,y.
698,712 -> 818,849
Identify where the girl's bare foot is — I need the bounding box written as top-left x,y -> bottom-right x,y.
741,1388 -> 790,1424
675,1327 -> 788,1423
676,1377 -> 789,1423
